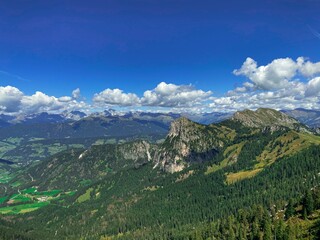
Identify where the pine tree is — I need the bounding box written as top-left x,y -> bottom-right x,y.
284,199 -> 294,220
263,218 -> 272,240
303,190 -> 314,216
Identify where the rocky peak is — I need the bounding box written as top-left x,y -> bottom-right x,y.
154,117 -> 224,173
168,117 -> 199,139
231,108 -> 307,131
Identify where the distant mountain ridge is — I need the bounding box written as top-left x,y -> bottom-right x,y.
1,108 -> 319,128
0,109 -> 231,126
282,108 -> 320,128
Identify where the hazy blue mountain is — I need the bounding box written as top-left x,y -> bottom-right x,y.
282,108 -> 320,128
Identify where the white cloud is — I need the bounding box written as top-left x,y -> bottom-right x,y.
59,96 -> 73,102
141,82 -> 212,108
93,88 -> 140,106
233,57 -> 320,91
305,77 -> 320,97
21,91 -> 66,113
214,56 -> 320,112
93,82 -> 212,109
297,57 -> 320,77
233,57 -> 297,90
0,86 -> 88,115
0,86 -> 24,112
72,88 -> 81,99
210,79 -> 320,112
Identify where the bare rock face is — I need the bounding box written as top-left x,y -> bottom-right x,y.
231,108 -> 309,132
117,140 -> 156,162
154,117 -> 226,173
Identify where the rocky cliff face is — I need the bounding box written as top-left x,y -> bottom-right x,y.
117,140 -> 156,162
153,117 -> 232,173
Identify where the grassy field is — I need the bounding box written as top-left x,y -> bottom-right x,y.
0,202 -> 49,214
0,188 -> 71,214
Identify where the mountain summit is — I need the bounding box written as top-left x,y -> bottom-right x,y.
231,108 -> 309,132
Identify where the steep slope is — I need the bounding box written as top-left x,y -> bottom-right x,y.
10,140 -> 156,191
154,117 -> 235,172
230,108 -> 309,132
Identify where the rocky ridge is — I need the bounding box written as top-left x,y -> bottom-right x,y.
231,108 -> 310,132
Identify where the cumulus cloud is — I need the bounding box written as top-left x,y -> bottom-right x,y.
212,56 -> 320,112
141,82 -> 212,108
0,86 -> 24,112
233,57 -> 320,91
0,86 -> 87,115
93,88 -> 140,106
93,82 -> 212,109
297,57 -> 320,77
305,77 -> 320,97
233,57 -> 297,90
72,88 -> 81,99
21,91 -> 64,113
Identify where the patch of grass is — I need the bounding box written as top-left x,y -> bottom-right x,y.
76,187 -> 93,203
65,191 -> 76,196
226,168 -> 263,184
255,131 -> 320,169
216,126 -> 236,141
33,189 -> 61,196
205,159 -> 228,175
205,142 -> 245,175
9,194 -> 32,204
5,137 -> 23,144
0,202 -> 49,214
28,137 -> 45,142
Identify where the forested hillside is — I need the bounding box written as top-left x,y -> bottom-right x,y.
0,109 -> 319,239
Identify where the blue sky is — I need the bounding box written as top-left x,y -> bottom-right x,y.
1,0 -> 320,114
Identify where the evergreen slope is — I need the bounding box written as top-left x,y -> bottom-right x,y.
0,108 -> 319,239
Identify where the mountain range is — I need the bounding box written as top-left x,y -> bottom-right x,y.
2,108 -> 320,128
0,108 -> 320,239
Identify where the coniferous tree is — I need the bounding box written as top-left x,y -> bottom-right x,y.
263,218 -> 272,240
303,190 -> 314,216
284,199 -> 294,220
